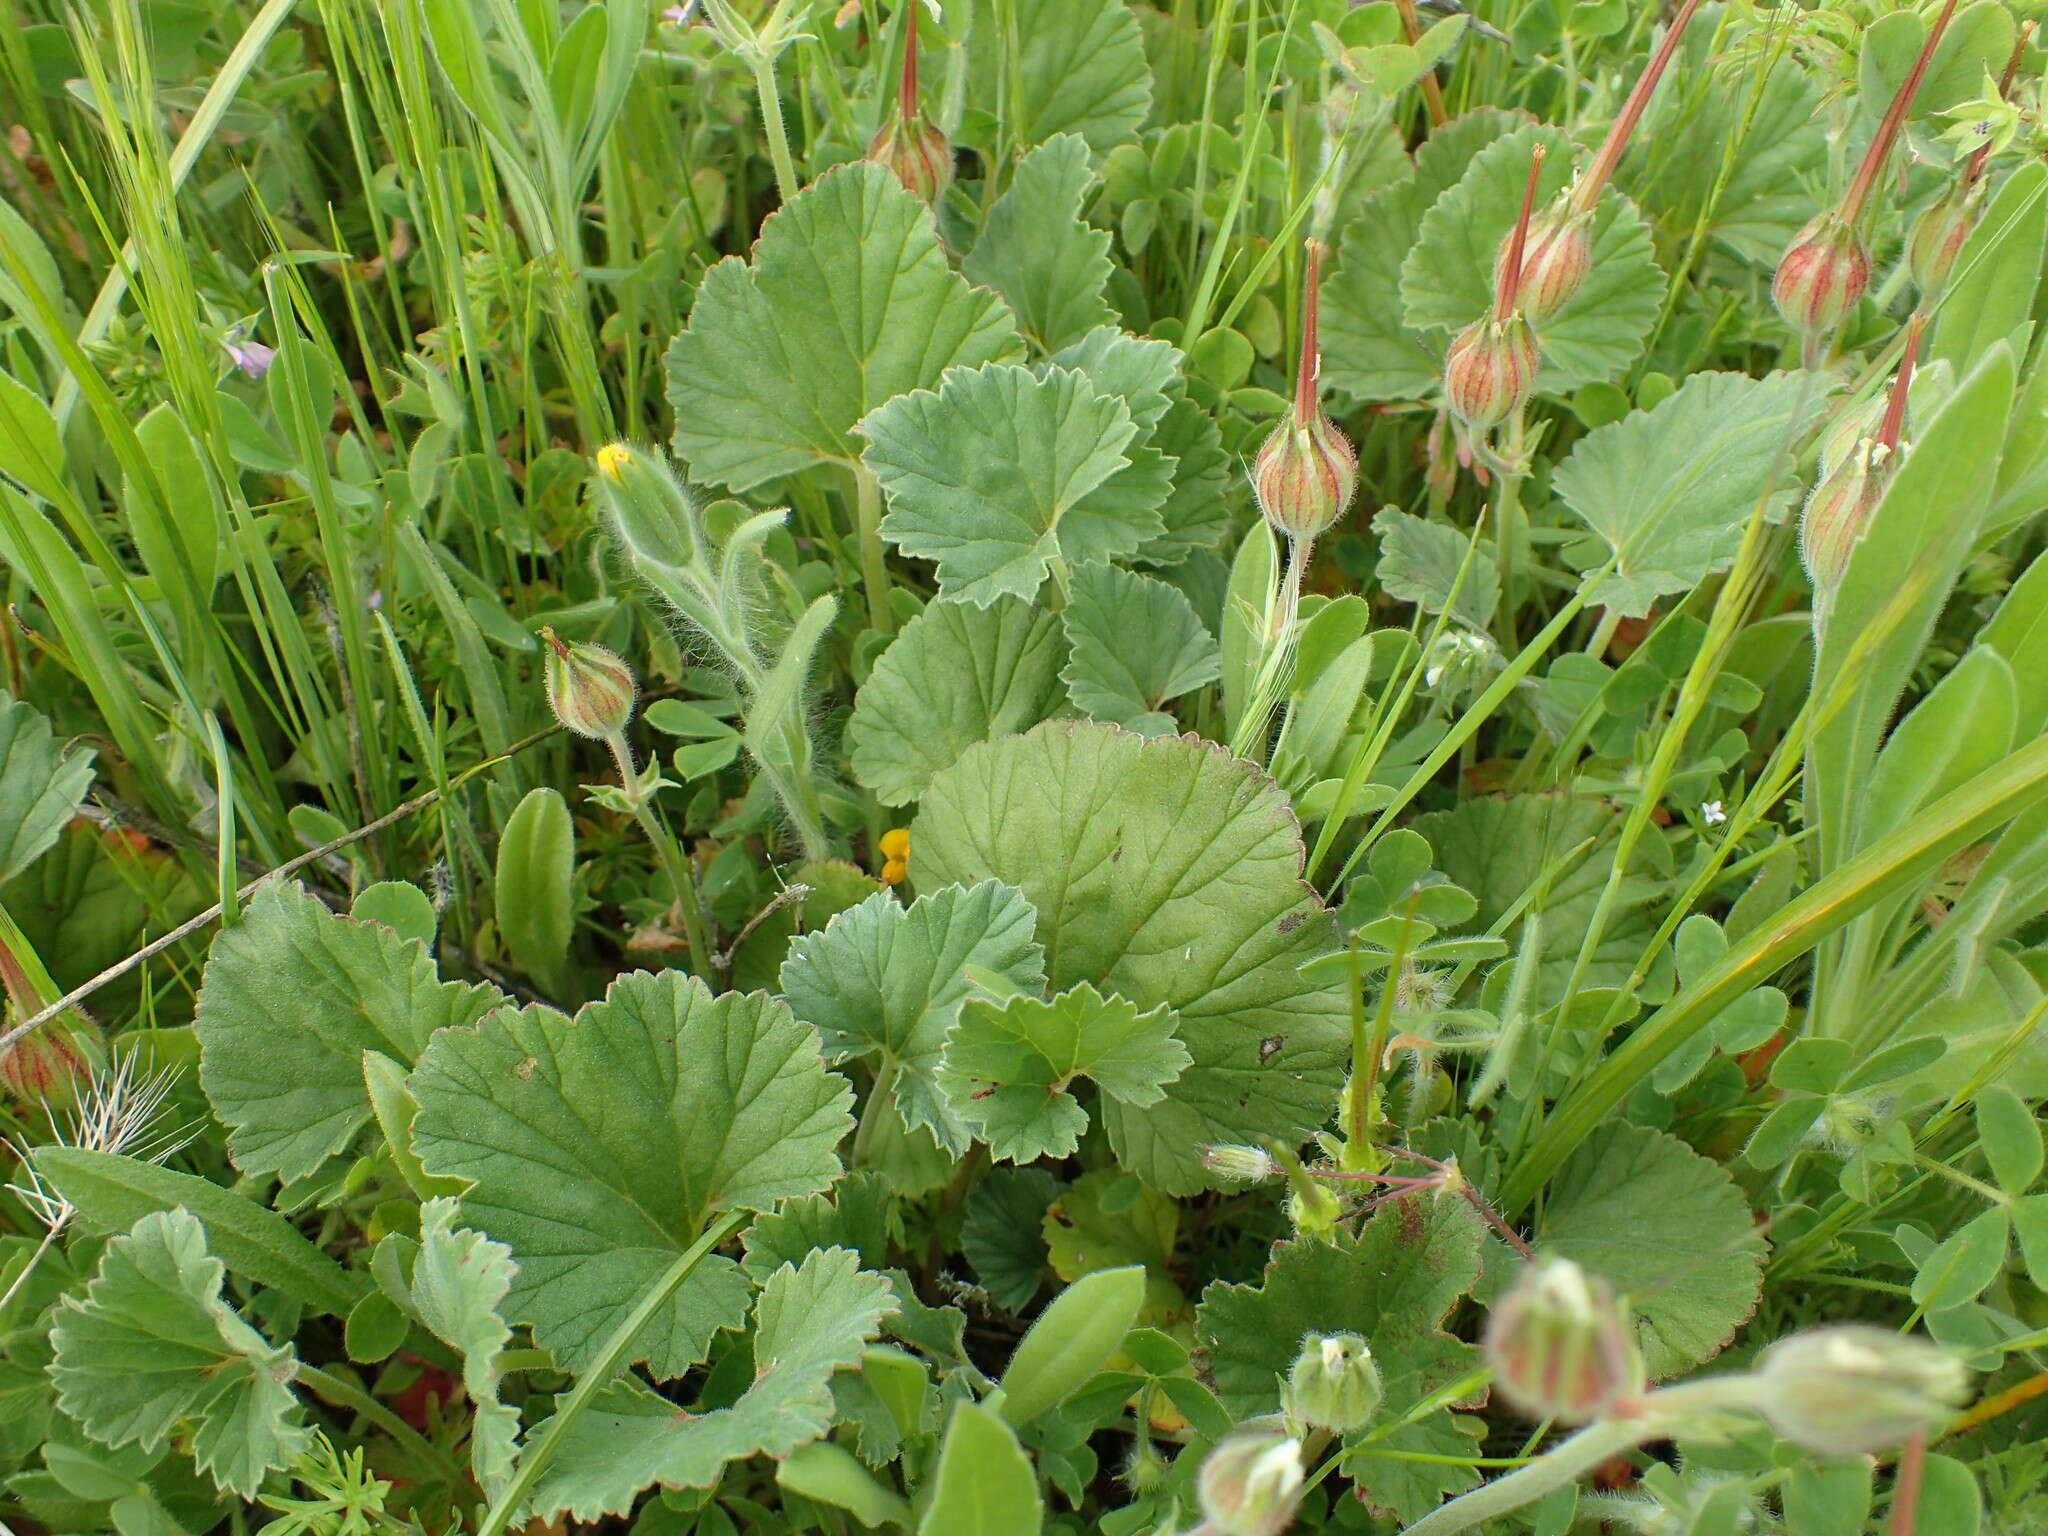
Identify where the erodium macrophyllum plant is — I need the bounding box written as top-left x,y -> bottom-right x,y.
7,2 -> 2046,1532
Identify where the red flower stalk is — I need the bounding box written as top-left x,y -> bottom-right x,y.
1252,238 -> 1357,542
1775,0 -> 1961,335
1841,0 -> 1964,226
1498,144 -> 1546,315
1572,0 -> 1707,215
1448,147 -> 1546,431
866,15 -> 952,202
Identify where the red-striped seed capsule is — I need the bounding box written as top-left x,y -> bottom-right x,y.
1906,187 -> 1978,295
1772,215 -> 1871,336
1494,203 -> 1593,325
1444,314 -> 1540,432
1253,411 -> 1358,542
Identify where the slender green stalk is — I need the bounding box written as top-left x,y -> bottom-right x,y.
751,52 -> 802,205
1401,1378 -> 1770,1536
473,1212 -> 748,1536
607,735 -> 719,982
852,463 -> 896,636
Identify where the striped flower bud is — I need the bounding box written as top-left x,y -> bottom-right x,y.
866,17 -> 952,203
868,116 -> 953,203
1255,237 -> 1356,542
1493,203 -> 1592,325
1799,440 -> 1890,595
1254,413 -> 1357,542
1772,215 -> 1870,336
1444,314 -> 1540,432
591,441 -> 701,569
541,628 -> 637,741
1483,1257 -> 1644,1424
0,1019 -> 90,1107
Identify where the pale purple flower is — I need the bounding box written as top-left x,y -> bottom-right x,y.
222,332 -> 275,379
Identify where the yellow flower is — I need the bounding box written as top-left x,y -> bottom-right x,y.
595,442 -> 631,480
878,829 -> 910,885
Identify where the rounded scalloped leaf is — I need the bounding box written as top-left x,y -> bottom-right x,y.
664,162 -> 1023,493
1531,1122 -> 1765,1378
408,971 -> 854,1378
909,719 -> 1348,1193
1399,121 -> 1665,392
847,597 -> 1068,806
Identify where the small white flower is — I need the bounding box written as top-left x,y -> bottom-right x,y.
1701,800 -> 1726,827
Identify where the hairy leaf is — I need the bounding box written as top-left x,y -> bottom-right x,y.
862,363 -> 1165,604
410,1198 -> 519,1498
1373,507 -> 1496,629
525,1248 -> 896,1521
195,881 -> 505,1184
912,721 -> 1348,1192
0,695 -> 95,886
967,0 -> 1151,151
847,597 -> 1068,806
962,1167 -> 1062,1310
963,135 -> 1115,353
666,164 -> 1021,491
780,882 -> 1045,1153
1060,562 -> 1219,731
32,1148 -> 365,1319
1533,1123 -> 1764,1378
408,972 -> 852,1376
940,982 -> 1190,1162
1552,370 -> 1826,617
49,1211 -> 310,1498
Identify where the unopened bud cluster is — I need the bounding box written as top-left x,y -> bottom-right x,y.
1772,0 -> 1961,337
1483,1257 -> 1644,1424
1444,145 -> 1549,435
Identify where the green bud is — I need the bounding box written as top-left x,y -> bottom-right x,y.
868,116 -> 954,204
592,441 -> 700,569
1483,1257 -> 1643,1424
1285,1332 -> 1382,1433
1906,186 -> 1978,294
540,628 -> 636,741
1197,1429 -> 1304,1536
1754,1326 -> 1967,1455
